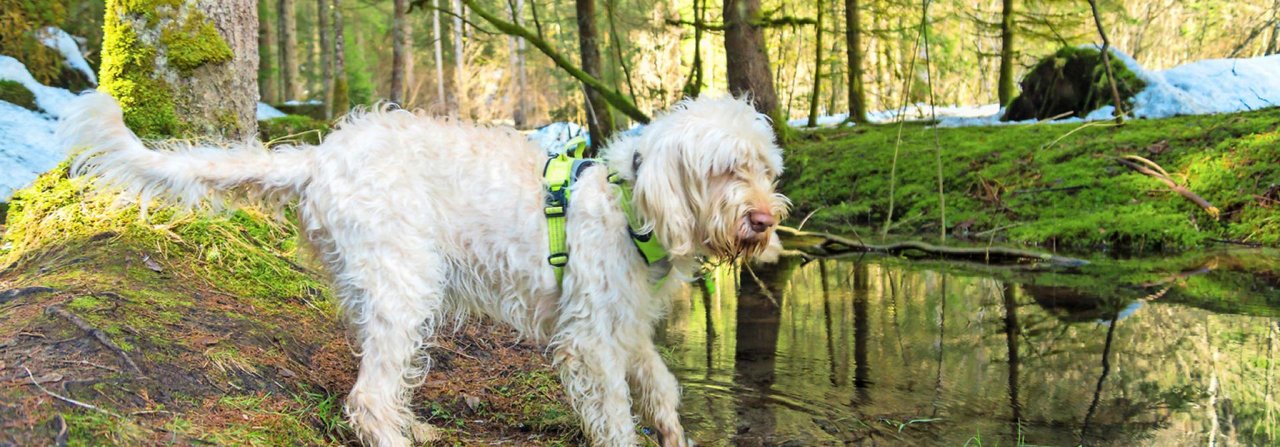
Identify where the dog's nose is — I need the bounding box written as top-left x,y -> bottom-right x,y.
748,211 -> 776,233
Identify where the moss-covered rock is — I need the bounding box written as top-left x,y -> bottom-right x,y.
0,80 -> 38,111
1002,47 -> 1146,122
258,114 -> 330,145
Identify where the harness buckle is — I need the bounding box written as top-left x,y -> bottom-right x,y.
547,253 -> 569,267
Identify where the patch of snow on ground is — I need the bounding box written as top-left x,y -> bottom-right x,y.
37,27 -> 96,86
529,122 -> 589,154
0,57 -> 78,201
0,101 -> 62,200
792,103 -> 1004,129
936,49 -> 1280,127
257,102 -> 287,120
0,56 -> 78,116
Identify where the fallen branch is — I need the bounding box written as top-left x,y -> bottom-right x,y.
1115,156 -> 1220,220
45,305 -> 143,374
23,366 -> 120,417
776,226 -> 1089,267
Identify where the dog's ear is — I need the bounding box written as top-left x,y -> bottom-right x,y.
632,138 -> 698,257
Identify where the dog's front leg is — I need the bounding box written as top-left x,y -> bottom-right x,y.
552,325 -> 639,446
627,336 -> 688,447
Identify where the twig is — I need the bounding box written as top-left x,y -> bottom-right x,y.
1115,156 -> 1219,219
45,305 -> 143,374
24,366 -> 120,417
777,226 -> 1089,267
55,359 -> 121,374
796,207 -> 824,231
743,263 -> 779,307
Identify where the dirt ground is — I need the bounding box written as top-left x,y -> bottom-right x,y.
0,230 -> 586,446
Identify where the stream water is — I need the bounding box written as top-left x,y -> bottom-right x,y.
658,251 -> 1280,446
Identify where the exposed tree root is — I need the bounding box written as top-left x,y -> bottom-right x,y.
1116,155 -> 1220,219
776,226 -> 1090,267
45,304 -> 143,374
23,366 -> 120,417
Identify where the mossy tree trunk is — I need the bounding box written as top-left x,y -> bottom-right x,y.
997,0 -> 1016,106
101,0 -> 258,140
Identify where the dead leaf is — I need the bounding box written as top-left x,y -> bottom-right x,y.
141,253 -> 163,272
463,394 -> 481,412
32,372 -> 63,384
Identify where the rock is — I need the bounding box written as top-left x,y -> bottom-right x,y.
1002,47 -> 1145,122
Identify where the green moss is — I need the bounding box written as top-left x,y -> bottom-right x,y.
100,0 -> 235,138
783,107 -> 1280,252
65,410 -> 146,446
0,80 -> 38,110
259,115 -> 330,145
0,0 -> 67,84
159,11 -> 232,73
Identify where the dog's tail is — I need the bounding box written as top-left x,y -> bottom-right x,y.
59,92 -> 314,213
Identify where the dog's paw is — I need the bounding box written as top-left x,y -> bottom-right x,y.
409,420 -> 442,445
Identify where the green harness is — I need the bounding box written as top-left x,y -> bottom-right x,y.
543,137 -> 668,284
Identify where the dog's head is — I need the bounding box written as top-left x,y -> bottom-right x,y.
608,96 -> 790,261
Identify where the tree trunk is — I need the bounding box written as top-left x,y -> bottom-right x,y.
452,0 -> 467,117
101,0 -> 257,139
331,0 -> 349,113
390,0 -> 411,105
844,0 -> 867,123
508,0 -> 527,127
682,0 -> 706,98
805,0 -> 824,127
576,0 -> 614,151
433,0 -> 446,107
724,0 -> 782,134
277,0 -> 300,101
258,0 -> 279,104
1268,0 -> 1280,55
997,0 -> 1016,106
317,0 -> 332,117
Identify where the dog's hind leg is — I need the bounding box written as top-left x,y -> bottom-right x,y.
627,336 -> 688,447
552,327 -> 638,446
341,252 -> 445,447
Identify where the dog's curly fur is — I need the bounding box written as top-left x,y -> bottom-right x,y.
59,92 -> 789,446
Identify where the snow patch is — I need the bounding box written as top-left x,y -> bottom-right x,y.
0,57 -> 79,200
529,122 -> 589,154
0,101 -> 62,200
37,27 -> 96,86
810,50 -> 1280,129
257,102 -> 287,120
0,56 -> 78,116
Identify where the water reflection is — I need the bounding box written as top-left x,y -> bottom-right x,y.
661,257 -> 1280,446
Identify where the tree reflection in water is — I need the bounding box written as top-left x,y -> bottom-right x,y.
659,256 -> 1280,446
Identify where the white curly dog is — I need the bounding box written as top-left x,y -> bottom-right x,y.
60,92 -> 788,446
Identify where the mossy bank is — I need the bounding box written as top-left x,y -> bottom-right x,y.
0,166 -> 582,445
782,107 -> 1280,253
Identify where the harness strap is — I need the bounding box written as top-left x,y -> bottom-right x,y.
543,137 -> 668,285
